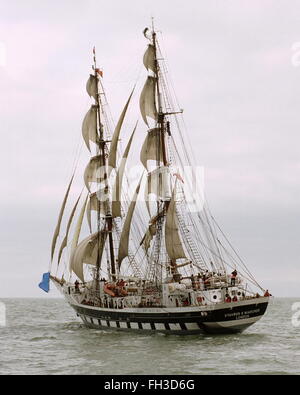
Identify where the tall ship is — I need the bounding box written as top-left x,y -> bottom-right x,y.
39,25 -> 270,334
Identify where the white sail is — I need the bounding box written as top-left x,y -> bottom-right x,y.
57,193 -> 82,264
70,193 -> 89,259
82,105 -> 98,152
165,187 -> 186,260
86,74 -> 98,100
86,189 -> 110,233
70,231 -> 107,282
84,155 -> 106,192
143,44 -> 156,72
51,174 -> 74,261
108,89 -> 134,172
117,176 -> 142,268
139,76 -> 158,126
144,177 -> 151,216
140,128 -> 164,169
111,125 -> 136,218
146,166 -> 171,200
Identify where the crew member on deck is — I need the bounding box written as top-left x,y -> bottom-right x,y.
231,270 -> 237,286
74,280 -> 79,292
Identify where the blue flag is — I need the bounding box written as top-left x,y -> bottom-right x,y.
38,272 -> 50,293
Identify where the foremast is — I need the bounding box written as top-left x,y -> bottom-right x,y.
91,49 -> 117,283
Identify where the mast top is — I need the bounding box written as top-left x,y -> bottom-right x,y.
92,46 -> 103,78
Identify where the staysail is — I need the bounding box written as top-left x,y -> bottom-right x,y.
112,125 -> 136,218
57,192 -> 82,265
117,176 -> 143,268
51,174 -> 74,261
70,193 -> 89,257
108,89 -> 134,173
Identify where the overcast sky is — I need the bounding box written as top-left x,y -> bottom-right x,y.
0,0 -> 300,297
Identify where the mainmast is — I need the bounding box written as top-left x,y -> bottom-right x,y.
152,27 -> 179,281
152,28 -> 168,285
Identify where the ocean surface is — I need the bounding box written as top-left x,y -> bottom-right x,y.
0,297 -> 299,375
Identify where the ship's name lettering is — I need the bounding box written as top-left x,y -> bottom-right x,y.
224,309 -> 259,318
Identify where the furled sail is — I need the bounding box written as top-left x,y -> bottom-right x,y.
140,213 -> 161,252
86,189 -> 110,233
82,105 -> 98,152
84,155 -> 106,192
112,125 -> 136,218
140,128 -> 163,169
51,174 -> 74,261
86,74 -> 98,100
165,187 -> 186,260
70,231 -> 107,282
143,44 -> 156,73
108,89 -> 134,173
139,76 -> 158,126
117,176 -> 142,268
57,192 -> 82,265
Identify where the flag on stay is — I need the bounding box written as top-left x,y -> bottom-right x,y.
93,46 -> 96,54
173,173 -> 184,183
95,68 -> 103,78
38,272 -> 50,293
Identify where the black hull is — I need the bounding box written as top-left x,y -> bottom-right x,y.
70,298 -> 269,335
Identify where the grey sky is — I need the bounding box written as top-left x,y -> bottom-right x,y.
0,0 -> 299,297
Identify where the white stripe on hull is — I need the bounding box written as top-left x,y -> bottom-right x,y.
155,323 -> 166,331
185,322 -> 201,330
169,323 -> 181,330
142,323 -> 152,330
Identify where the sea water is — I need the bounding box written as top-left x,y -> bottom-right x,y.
0,297 -> 299,375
